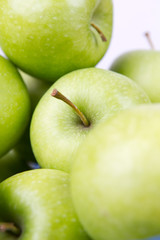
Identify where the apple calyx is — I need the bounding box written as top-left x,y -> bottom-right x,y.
51,89 -> 90,127
91,23 -> 107,42
145,32 -> 155,50
0,222 -> 21,237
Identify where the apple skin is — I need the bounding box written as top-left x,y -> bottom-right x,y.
0,0 -> 113,81
110,50 -> 160,103
0,149 -> 29,183
30,68 -> 150,172
15,71 -> 51,165
0,169 -> 90,240
19,71 -> 51,111
71,104 -> 160,240
0,56 -> 31,158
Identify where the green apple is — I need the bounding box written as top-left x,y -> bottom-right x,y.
0,0 -> 113,81
19,71 -> 51,111
30,68 -> 150,172
0,149 -> 29,183
0,169 -> 90,240
71,104 -> 160,240
15,71 -> 51,165
110,50 -> 160,103
0,56 -> 31,158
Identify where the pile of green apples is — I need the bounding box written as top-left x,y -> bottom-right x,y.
0,1 -> 160,240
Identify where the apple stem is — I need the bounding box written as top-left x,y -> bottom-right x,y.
0,222 -> 21,236
91,23 -> 107,42
145,32 -> 155,50
51,89 -> 90,127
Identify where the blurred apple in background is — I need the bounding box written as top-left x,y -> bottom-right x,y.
30,68 -> 150,172
110,33 -> 160,103
20,71 -> 51,111
71,104 -> 160,240
15,71 -> 51,166
0,149 -> 29,183
0,0 -> 113,81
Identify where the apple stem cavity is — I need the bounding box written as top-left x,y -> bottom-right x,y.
145,32 -> 155,50
0,222 -> 21,237
91,23 -> 107,42
51,89 -> 90,127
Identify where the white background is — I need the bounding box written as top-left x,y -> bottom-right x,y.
0,0 -> 160,71
97,0 -> 160,69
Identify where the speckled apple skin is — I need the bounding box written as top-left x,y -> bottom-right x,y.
0,0 -> 113,81
0,169 -> 90,240
0,56 -> 31,158
110,50 -> 160,103
30,68 -> 150,172
71,104 -> 160,240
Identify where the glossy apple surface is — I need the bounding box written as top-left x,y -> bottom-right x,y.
71,104 -> 160,240
0,56 -> 31,158
0,169 -> 90,240
110,50 -> 160,102
30,68 -> 150,172
0,0 -> 113,81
